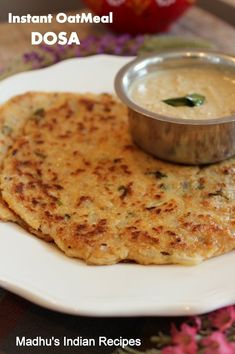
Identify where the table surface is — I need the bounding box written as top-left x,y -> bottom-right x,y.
0,6 -> 235,354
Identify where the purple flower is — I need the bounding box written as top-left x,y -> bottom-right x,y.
23,51 -> 44,64
39,44 -> 61,62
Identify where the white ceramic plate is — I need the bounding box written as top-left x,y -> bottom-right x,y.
0,55 -> 234,317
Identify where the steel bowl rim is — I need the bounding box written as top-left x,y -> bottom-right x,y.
114,49 -> 235,126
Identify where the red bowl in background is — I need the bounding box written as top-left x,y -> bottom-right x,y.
84,0 -> 195,34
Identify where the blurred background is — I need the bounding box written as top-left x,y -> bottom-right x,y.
0,0 -> 234,25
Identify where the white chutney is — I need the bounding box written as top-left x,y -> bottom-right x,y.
129,66 -> 235,120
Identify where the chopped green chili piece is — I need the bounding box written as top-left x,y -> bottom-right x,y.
34,151 -> 47,159
1,125 -> 13,136
33,108 -> 45,122
146,171 -> 167,179
118,185 -> 129,198
34,108 -> 45,117
64,214 -> 71,220
208,190 -> 229,200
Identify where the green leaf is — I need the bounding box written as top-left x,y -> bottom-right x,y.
163,97 -> 188,107
163,93 -> 205,107
187,93 -> 206,107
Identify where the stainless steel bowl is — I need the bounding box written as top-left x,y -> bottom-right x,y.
115,50 -> 235,165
